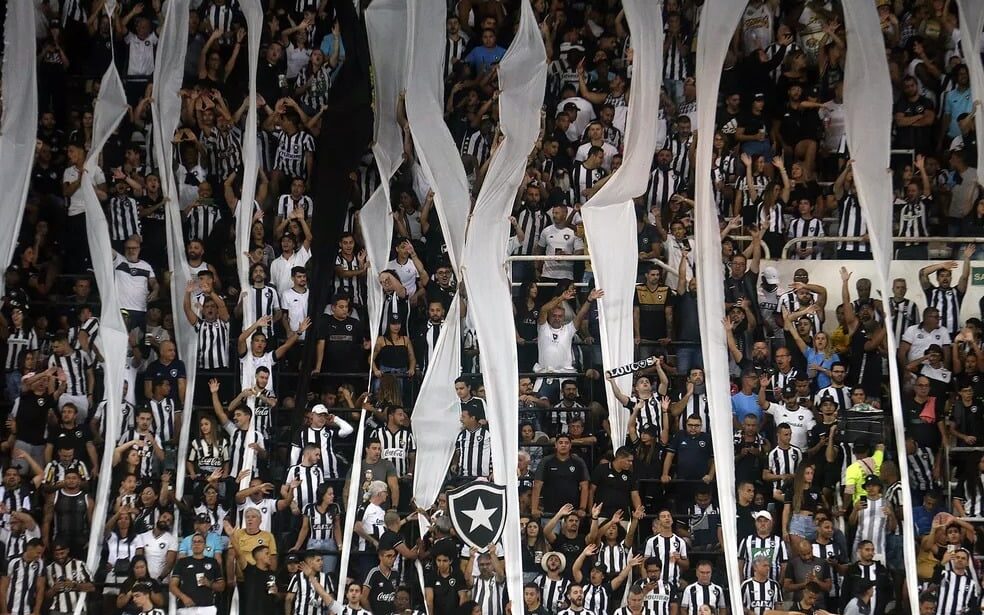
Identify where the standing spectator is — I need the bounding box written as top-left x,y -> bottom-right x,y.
738,512 -> 789,581
0,538 -> 46,615
44,540 -> 94,615
114,237 -> 159,333
919,247 -> 973,338
168,532 -> 225,615
531,433 -> 589,519
286,551 -> 336,615
740,556 -> 783,615
290,405 -> 354,480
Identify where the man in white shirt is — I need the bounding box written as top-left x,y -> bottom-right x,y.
270,232 -> 311,294
575,122 -> 619,171
281,267 -> 310,343
758,382 -> 815,450
119,15 -> 158,77
62,143 -> 107,273
385,238 -> 429,306
534,287 -> 603,400
535,205 -> 584,288
555,85 -> 596,140
899,307 -> 952,364
114,236 -> 159,333
137,510 -> 178,581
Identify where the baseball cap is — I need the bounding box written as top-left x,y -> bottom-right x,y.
863,474 -> 883,488
761,266 -> 779,285
782,384 -> 797,398
753,92 -> 766,100
195,513 -> 211,524
752,510 -> 773,521
819,393 -> 838,408
310,404 -> 330,415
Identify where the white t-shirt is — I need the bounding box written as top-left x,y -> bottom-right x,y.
537,224 -> 583,280
270,246 -> 311,294
358,503 -> 386,551
555,97 -> 596,141
125,32 -> 158,76
238,498 -> 277,531
386,257 -> 419,296
535,321 -> 576,373
766,403 -> 815,450
901,325 -> 951,362
63,166 -> 105,216
136,530 -> 177,579
113,253 -> 155,312
281,287 -> 309,340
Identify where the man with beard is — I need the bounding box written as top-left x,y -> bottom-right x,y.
532,435 -> 589,519
814,362 -> 849,413
44,539 -> 95,615
169,532 -> 225,612
919,246 -> 973,338
671,367 -> 709,431
413,300 -> 446,375
535,205 -> 584,293
841,268 -> 886,398
137,509 -> 178,582
424,263 -> 457,313
235,263 -> 281,340
314,295 -> 367,374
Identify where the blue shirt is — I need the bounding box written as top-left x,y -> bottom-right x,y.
912,504 -> 942,536
943,87 -> 972,139
464,45 -> 506,75
318,33 -> 346,80
732,392 -> 763,423
805,349 -> 840,389
179,532 -> 224,559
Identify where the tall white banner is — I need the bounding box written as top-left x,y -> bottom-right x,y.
405,0 -> 471,512
151,0 -> 193,501
462,0 -> 546,608
0,1 -> 37,297
582,0 -> 663,450
956,0 -> 984,187
81,1 -> 131,578
693,4 -> 748,614
234,0 -> 263,326
342,0 -> 410,591
841,3 -> 919,608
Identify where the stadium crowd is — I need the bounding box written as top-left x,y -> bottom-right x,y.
1,1 -> 983,615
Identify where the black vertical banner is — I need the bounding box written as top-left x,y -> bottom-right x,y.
294,0 -> 373,423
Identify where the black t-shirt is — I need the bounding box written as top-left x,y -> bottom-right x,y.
144,359 -> 186,403
533,454 -> 589,513
424,569 -> 466,615
241,564 -> 279,615
173,556 -> 221,606
666,432 -> 713,480
318,314 -> 365,373
893,95 -> 935,152
550,532 -> 585,575
46,424 -> 94,461
363,567 -> 398,615
15,391 -> 56,445
737,112 -> 768,140
590,464 -> 637,518
736,503 -> 756,538
783,485 -> 824,513
903,395 -> 942,449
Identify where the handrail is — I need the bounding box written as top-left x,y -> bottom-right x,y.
780,235 -> 984,259
728,235 -> 772,259
505,253 -> 676,275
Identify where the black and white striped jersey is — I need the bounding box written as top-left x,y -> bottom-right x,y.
42,459 -> 90,487
273,129 -> 317,179
117,429 -> 161,478
811,540 -> 845,597
203,3 -> 235,32
0,527 -> 40,563
738,535 -> 788,580
186,201 -> 223,242
740,577 -> 782,615
372,426 -> 415,478
48,350 -> 92,396
188,438 -> 229,476
666,135 -> 693,184
888,297 -> 919,344
444,34 -> 469,76
461,130 -> 493,168
514,206 -> 548,255
851,496 -> 889,560
954,474 -> 984,517
148,397 -> 178,443
204,125 -> 243,179
454,426 -> 492,479
680,581 -> 726,614
277,193 -> 314,220
4,328 -> 37,371
302,503 -> 337,544
813,385 -> 849,414
334,253 -> 367,307
643,533 -> 688,586
299,66 -> 334,112
642,579 -> 677,615
896,197 -> 930,243
285,463 -> 323,511
292,425 -> 349,479
108,196 -> 142,241
195,319 -> 230,370
471,575 -> 506,615
935,570 -> 979,615
224,423 -> 259,480
924,285 -> 965,337
244,285 -> 281,339
647,167 -> 680,213
45,559 -> 92,613
570,163 -> 607,205
535,575 -> 571,614
5,556 -> 44,615
663,35 -> 690,81
767,445 -> 803,490
837,193 -> 869,253
288,569 -> 335,615
582,583 -> 610,615
787,217 -> 825,259
59,0 -> 86,24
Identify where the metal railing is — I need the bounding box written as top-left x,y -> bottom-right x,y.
780,235 -> 984,259
505,253 -> 677,287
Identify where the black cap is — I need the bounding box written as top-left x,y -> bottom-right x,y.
286,552 -> 302,564
819,393 -> 838,408
753,92 -> 766,100
591,561 -> 608,573
195,513 -> 211,524
863,474 -> 883,488
782,383 -> 797,398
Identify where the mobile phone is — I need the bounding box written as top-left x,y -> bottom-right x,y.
859,496 -> 868,507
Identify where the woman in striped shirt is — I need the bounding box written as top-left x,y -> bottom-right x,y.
187,414 -> 230,487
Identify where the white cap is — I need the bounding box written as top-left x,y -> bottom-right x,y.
310,404 -> 330,415
762,267 -> 779,285
752,510 -> 773,521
